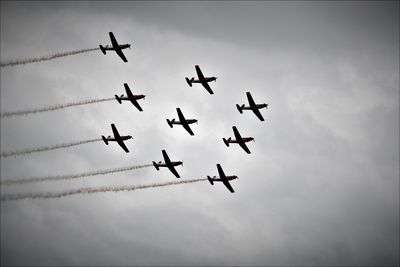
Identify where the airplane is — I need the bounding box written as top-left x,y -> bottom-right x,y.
236,92 -> 268,121
185,65 -> 217,95
115,83 -> 145,111
153,150 -> 183,178
207,164 -> 238,193
99,32 -> 131,62
222,126 -> 254,154
166,108 -> 198,136
102,124 -> 132,153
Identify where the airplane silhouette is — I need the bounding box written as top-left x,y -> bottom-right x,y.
185,65 -> 217,94
153,150 -> 183,178
99,32 -> 131,62
102,124 -> 132,153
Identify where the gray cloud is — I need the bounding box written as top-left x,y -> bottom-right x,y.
1,1 -> 398,266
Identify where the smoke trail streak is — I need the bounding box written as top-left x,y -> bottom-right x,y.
1,178 -> 208,201
0,48 -> 100,67
1,138 -> 102,158
1,97 -> 115,118
1,164 -> 153,186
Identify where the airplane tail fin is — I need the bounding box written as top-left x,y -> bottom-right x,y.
236,104 -> 244,114
153,161 -> 159,171
99,45 -> 106,55
115,95 -> 122,104
223,137 -> 231,147
102,135 -> 108,145
207,176 -> 214,185
166,119 -> 174,128
185,77 -> 194,87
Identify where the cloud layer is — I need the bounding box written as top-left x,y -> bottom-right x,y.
1,1 -> 398,266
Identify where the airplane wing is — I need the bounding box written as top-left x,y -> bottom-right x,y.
162,150 -> 172,165
195,65 -> 214,94
111,123 -> 122,140
109,32 -> 119,48
195,65 -> 205,81
201,81 -> 214,95
247,92 -> 264,121
217,164 -> 226,178
125,83 -> 143,111
109,32 -> 128,62
168,165 -> 180,178
117,139 -> 129,153
176,108 -> 194,136
252,107 -> 264,121
217,164 -> 234,193
223,180 -> 235,193
115,49 -> 128,63
246,92 -> 256,107
162,150 -> 180,178
111,124 -> 129,153
232,126 -> 251,154
130,99 -> 143,111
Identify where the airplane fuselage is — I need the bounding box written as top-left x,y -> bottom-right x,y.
192,77 -> 217,83
120,95 -> 145,101
229,137 -> 254,143
106,135 -> 132,141
157,161 -> 183,168
209,175 -> 238,182
104,44 -> 131,50
243,103 -> 268,110
171,119 -> 198,125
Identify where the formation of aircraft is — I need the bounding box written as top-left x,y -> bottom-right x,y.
236,92 -> 268,121
185,65 -> 217,95
102,124 -> 132,153
153,150 -> 183,178
207,164 -> 238,193
115,83 -> 145,112
223,126 -> 255,154
99,32 -> 131,62
166,108 -> 198,136
97,35 -> 268,193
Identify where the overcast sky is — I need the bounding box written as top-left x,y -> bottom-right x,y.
1,1 -> 399,266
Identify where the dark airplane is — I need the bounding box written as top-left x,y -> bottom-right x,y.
115,83 -> 145,111
102,124 -> 132,153
207,164 -> 238,193
223,126 -> 254,154
99,32 -> 131,62
236,92 -> 268,121
153,150 -> 183,178
185,65 -> 217,94
166,108 -> 198,136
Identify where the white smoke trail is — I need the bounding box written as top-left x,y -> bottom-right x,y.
1,178 -> 208,201
1,164 -> 153,185
0,48 -> 100,67
1,138 -> 102,158
1,97 -> 115,118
